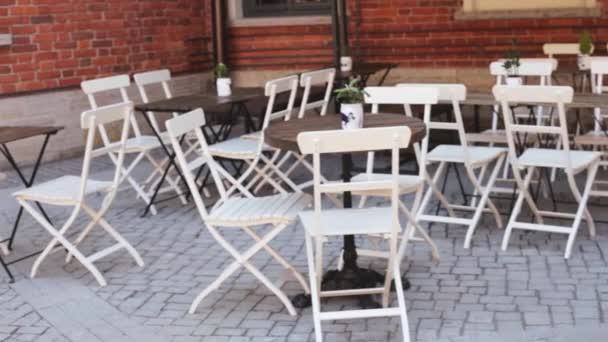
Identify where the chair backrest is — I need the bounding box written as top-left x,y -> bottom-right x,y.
493,85 -> 574,170
364,86 -> 439,178
543,43 -> 593,57
80,102 -> 132,202
298,126 -> 411,237
134,69 -> 174,133
81,75 -> 141,143
397,83 -> 475,165
489,60 -> 555,128
261,75 -> 299,129
590,59 -> 608,132
298,68 -> 336,118
490,60 -> 554,85
165,108 -> 253,220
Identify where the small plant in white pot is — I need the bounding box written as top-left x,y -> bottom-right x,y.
502,42 -> 522,86
335,79 -> 366,130
578,31 -> 593,70
215,63 -> 231,97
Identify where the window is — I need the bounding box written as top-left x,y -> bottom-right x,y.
242,0 -> 331,18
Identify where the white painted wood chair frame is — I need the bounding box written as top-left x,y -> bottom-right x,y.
81,75 -> 164,215
271,68 -> 337,190
165,108 -> 311,316
406,84 -> 507,249
133,69 -> 191,203
235,75 -> 303,194
494,85 -> 601,259
14,102 -> 144,286
575,59 -> 608,197
298,127 -> 412,342
348,86 -> 441,264
543,43 -> 594,58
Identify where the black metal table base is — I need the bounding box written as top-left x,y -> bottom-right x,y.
292,263 -> 411,309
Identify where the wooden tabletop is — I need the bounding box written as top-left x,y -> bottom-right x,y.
0,126 -> 62,145
464,92 -> 608,110
265,113 -> 426,153
134,87 -> 265,114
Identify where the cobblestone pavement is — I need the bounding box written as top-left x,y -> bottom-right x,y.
0,155 -> 608,341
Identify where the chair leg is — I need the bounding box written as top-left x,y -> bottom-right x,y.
143,152 -> 187,205
462,156 -> 504,249
398,201 -> 439,262
242,227 -> 309,294
470,164 -> 488,208
259,154 -> 301,193
118,153 -> 158,215
418,162 -> 456,218
393,260 -> 411,342
305,232 -> 323,342
81,204 -> 144,267
501,166 -> 536,252
19,200 -> 108,286
190,224 -> 297,315
564,162 -> 598,259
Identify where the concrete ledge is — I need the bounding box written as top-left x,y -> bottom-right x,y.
455,7 -> 601,20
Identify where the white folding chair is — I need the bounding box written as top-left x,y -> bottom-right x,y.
467,61 -> 555,185
14,102 -> 144,286
298,126 -> 412,342
494,85 -> 601,259
215,75 -> 301,195
81,75 -> 165,215
575,59 -> 608,196
270,68 -> 337,190
349,86 -> 441,263
408,84 -> 507,248
133,69 -> 190,204
544,43 -> 595,91
543,43 -> 591,58
297,68 -> 336,118
165,108 -> 311,316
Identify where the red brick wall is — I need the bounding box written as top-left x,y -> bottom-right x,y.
227,0 -> 608,70
0,0 -> 213,95
3,0 -> 608,95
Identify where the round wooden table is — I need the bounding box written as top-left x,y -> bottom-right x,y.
265,112 -> 427,308
266,113 -> 426,153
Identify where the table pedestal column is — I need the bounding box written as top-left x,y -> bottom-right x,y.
292,154 -> 410,309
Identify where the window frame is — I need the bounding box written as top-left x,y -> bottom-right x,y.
242,0 -> 331,18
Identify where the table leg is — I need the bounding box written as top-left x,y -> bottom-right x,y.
474,105 -> 481,133
292,153 -> 410,309
239,102 -> 257,133
1,134 -> 53,250
377,65 -> 394,86
139,111 -> 188,217
0,256 -> 13,283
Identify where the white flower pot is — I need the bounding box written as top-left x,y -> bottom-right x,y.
578,54 -> 591,70
340,103 -> 364,130
505,77 -> 523,86
340,56 -> 353,72
216,78 -> 232,97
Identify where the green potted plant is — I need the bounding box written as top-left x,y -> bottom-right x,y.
578,31 -> 593,70
502,40 -> 522,86
215,63 -> 231,96
334,79 -> 366,129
